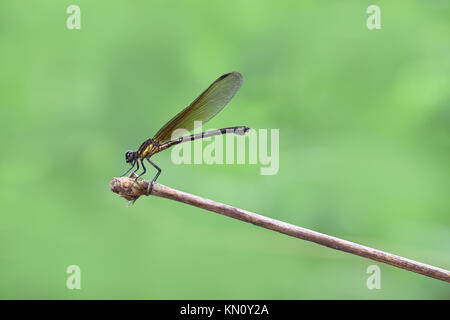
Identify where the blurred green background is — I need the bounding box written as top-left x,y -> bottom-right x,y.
1,0 -> 449,299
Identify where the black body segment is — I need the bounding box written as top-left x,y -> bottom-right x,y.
159,126 -> 250,152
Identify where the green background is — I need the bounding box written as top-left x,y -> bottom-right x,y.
1,0 -> 449,299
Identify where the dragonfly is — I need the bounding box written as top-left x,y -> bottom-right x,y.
122,72 -> 250,194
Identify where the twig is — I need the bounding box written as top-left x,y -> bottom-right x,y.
110,175 -> 450,283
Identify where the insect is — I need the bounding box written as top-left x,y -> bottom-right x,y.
122,72 -> 250,194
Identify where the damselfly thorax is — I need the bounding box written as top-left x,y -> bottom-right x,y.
137,139 -> 161,159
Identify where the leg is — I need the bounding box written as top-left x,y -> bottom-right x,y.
134,159 -> 147,182
120,160 -> 136,177
130,159 -> 140,176
146,159 -> 161,195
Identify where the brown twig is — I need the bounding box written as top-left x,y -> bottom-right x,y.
110,175 -> 450,283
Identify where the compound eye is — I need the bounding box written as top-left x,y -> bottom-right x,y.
125,151 -> 132,162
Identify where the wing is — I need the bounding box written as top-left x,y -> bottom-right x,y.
152,72 -> 242,143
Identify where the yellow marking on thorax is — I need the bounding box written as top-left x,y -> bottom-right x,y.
140,144 -> 160,159
140,144 -> 153,158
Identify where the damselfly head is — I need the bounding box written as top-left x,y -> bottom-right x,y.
125,151 -> 137,163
